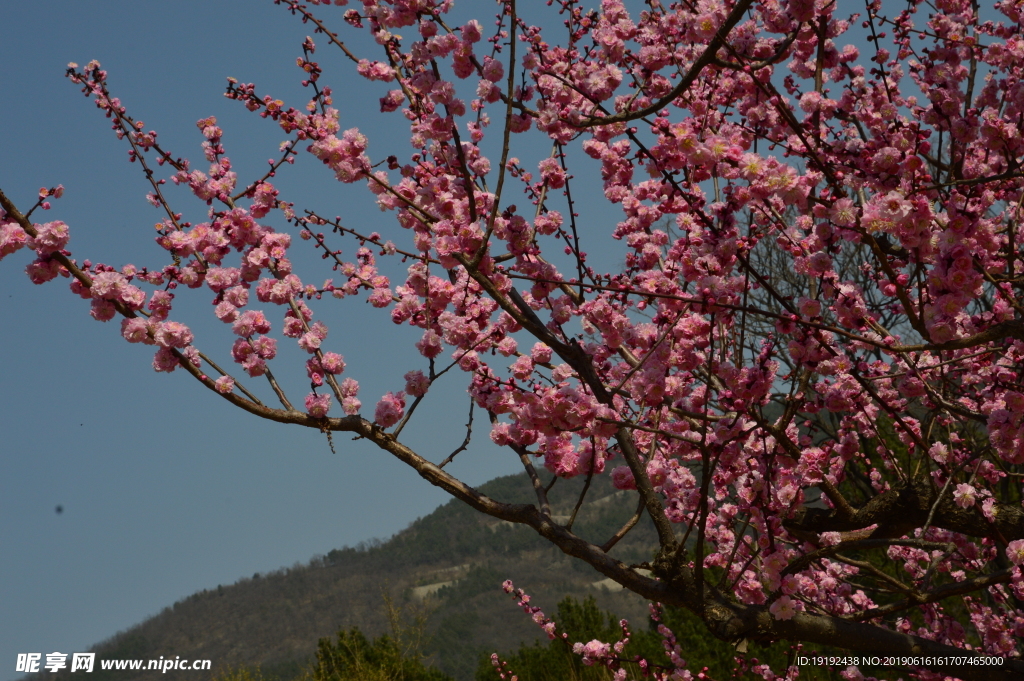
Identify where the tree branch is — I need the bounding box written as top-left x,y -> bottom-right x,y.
576,0 -> 755,127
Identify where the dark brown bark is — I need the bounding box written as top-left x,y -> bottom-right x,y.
785,477 -> 1024,543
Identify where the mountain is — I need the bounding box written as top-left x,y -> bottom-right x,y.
29,472 -> 659,681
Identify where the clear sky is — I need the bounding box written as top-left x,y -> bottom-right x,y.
1,1 -> 548,674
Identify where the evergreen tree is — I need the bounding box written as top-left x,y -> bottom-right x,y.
311,627 -> 453,681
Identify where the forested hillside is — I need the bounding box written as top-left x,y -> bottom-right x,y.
28,473 -> 658,681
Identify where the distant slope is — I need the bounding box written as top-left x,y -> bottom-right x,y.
31,472 -> 658,681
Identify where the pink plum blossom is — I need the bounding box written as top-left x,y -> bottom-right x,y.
374,392 -> 405,428
572,640 -> 611,665
304,392 -> 331,418
403,370 -> 429,397
31,221 -> 70,254
953,483 -> 978,509
154,321 -> 193,348
1007,540 -> 1024,566
0,223 -> 28,259
769,596 -> 799,620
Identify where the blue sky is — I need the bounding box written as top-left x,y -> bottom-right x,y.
0,1 -> 547,674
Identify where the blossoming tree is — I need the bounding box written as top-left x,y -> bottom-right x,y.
2,0 -> 1024,677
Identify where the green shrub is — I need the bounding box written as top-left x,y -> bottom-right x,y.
311,627 -> 453,681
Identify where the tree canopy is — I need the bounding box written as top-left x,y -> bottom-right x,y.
3,0 -> 1024,678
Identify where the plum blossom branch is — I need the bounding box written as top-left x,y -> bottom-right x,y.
576,0 -> 756,127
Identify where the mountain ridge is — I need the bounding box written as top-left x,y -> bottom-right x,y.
29,472 -> 658,681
